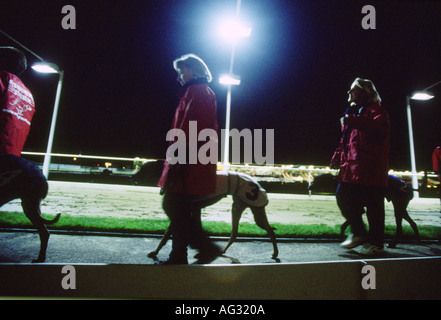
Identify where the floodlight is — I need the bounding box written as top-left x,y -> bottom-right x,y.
31,62 -> 60,74
410,92 -> 435,101
218,19 -> 252,41
219,74 -> 241,86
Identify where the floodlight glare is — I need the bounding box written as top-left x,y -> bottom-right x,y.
219,74 -> 241,85
410,92 -> 435,101
31,62 -> 60,74
218,19 -> 252,40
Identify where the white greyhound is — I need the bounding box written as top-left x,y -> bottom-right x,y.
148,171 -> 278,260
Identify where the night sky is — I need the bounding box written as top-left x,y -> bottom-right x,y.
1,0 -> 440,171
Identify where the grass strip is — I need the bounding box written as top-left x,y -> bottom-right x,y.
1,211 -> 440,240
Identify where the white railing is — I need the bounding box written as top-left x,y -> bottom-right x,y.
22,151 -> 439,188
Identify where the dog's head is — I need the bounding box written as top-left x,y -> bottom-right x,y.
309,173 -> 338,194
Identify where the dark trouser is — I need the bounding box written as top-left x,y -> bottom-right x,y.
162,191 -> 212,261
336,182 -> 386,248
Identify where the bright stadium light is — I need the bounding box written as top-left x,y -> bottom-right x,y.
219,74 -> 241,86
31,62 -> 60,74
218,18 -> 252,41
410,92 -> 434,101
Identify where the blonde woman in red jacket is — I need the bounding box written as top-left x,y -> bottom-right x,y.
157,54 -> 222,264
331,78 -> 390,255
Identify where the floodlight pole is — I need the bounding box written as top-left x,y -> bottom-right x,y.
222,0 -> 241,170
406,80 -> 441,198
406,96 -> 419,198
223,85 -> 232,168
42,70 -> 64,178
423,80 -> 441,92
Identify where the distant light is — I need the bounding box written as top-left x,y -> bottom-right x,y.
31,62 -> 60,74
410,92 -> 435,101
219,74 -> 241,86
218,19 -> 252,40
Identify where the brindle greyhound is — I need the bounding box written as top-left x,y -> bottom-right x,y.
0,155 -> 60,263
148,171 -> 279,260
309,173 -> 420,248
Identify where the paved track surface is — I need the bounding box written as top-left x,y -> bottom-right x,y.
1,230 -> 440,265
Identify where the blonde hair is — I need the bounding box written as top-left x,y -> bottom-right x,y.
173,54 -> 212,83
352,78 -> 381,103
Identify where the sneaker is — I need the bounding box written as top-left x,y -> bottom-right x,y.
340,234 -> 366,249
357,243 -> 384,256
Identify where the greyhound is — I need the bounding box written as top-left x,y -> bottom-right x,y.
309,173 -> 420,248
0,155 -> 60,263
148,171 -> 279,260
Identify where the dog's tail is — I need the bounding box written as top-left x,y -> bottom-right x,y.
41,213 -> 61,225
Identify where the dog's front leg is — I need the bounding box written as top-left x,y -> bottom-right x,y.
252,207 -> 278,259
400,210 -> 420,243
388,214 -> 402,249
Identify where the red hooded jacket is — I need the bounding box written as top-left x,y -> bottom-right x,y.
0,71 -> 35,156
158,80 -> 218,195
331,101 -> 390,188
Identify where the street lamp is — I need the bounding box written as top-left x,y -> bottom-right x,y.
31,62 -> 60,74
406,80 -> 440,198
219,74 -> 241,86
32,62 -> 64,178
218,0 -> 252,169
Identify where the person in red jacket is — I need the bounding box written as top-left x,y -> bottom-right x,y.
0,47 -> 46,185
331,78 -> 390,255
0,47 -> 35,156
157,54 -> 222,264
433,146 -> 441,212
